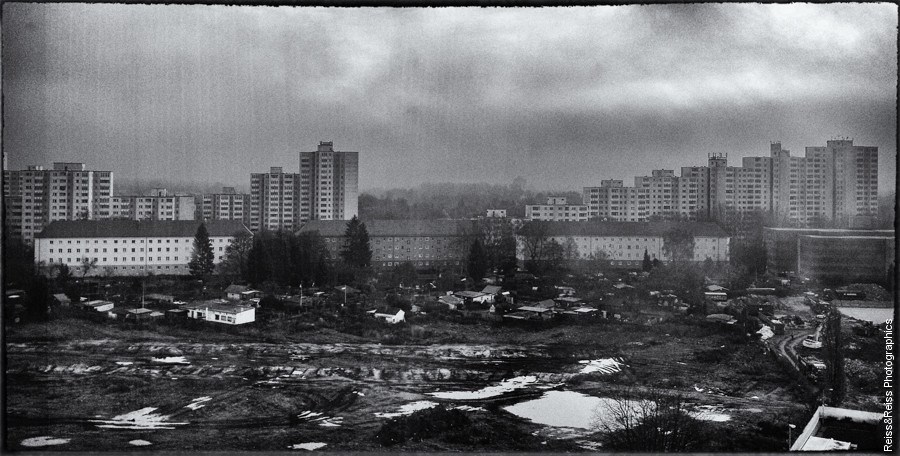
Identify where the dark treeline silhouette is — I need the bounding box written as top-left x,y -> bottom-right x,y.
241,230 -> 333,288
360,181 -> 582,220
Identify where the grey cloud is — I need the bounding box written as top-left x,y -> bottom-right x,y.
3,4 -> 895,194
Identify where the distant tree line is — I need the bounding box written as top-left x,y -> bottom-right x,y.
360,180 -> 582,220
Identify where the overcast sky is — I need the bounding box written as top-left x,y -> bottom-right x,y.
3,3 -> 897,193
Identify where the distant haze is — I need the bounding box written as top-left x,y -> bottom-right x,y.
3,3 -> 897,194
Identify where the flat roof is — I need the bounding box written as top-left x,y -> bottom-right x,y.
518,306 -> 552,313
183,301 -> 253,314
802,235 -> 893,240
765,227 -> 893,232
36,219 -> 249,239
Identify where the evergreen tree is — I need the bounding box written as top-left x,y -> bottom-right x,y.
188,223 -> 215,277
246,233 -> 271,286
642,249 -> 652,272
467,239 -> 488,281
340,216 -> 372,269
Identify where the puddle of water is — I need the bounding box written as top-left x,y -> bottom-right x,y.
185,396 -> 212,411
289,442 -> 327,450
578,358 -> 624,374
151,356 -> 189,364
504,390 -> 610,429
429,375 -> 537,400
129,439 -> 152,446
375,401 -> 438,418
21,436 -> 70,447
837,307 -> 894,325
505,390 -> 733,432
91,407 -> 187,430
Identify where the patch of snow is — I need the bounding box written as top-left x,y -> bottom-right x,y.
578,358 -> 624,374
375,401 -> 438,418
289,442 -> 327,450
354,391 -> 365,396
115,361 -> 133,366
429,375 -> 538,400
21,436 -> 70,447
91,407 -> 187,430
756,326 -> 774,340
297,411 -> 323,420
690,406 -> 732,422
453,405 -> 486,412
129,440 -> 152,446
185,396 -> 212,410
151,356 -> 189,364
318,417 -> 343,427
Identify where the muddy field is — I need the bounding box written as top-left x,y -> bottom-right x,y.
5,318 -> 808,451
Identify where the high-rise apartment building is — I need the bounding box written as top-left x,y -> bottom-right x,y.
248,142 -> 359,232
249,167 -> 301,232
299,141 -> 359,222
583,180 -> 646,222
198,187 -> 249,224
635,170 -> 677,219
584,138 -> 877,227
807,139 -> 878,227
3,162 -> 114,241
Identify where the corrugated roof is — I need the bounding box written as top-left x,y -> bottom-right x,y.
298,219 -> 477,237
532,221 -> 728,238
36,220 -> 249,239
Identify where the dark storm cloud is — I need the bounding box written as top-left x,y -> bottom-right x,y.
3,4 -> 896,193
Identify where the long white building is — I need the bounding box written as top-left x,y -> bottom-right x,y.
516,221 -> 729,268
34,219 -> 249,276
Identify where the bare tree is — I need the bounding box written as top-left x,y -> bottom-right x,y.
662,227 -> 695,264
518,221 -> 549,263
79,257 -> 98,277
591,387 -> 707,452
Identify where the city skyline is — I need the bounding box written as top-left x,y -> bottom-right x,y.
3,3 -> 896,193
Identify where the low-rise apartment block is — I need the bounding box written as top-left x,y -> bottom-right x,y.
101,188 -> 196,221
298,219 -> 476,269
516,221 -> 730,267
525,197 -> 589,221
763,227 -> 894,283
33,219 -> 249,276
